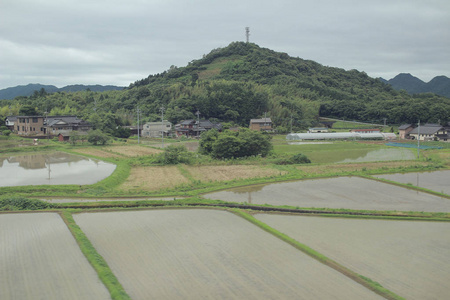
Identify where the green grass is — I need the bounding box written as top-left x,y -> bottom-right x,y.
60,211 -> 131,300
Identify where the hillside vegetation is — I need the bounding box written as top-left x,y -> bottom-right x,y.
1,42 -> 449,133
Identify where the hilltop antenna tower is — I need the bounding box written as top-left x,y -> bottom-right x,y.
245,27 -> 250,43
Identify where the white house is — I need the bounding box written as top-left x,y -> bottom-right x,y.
142,121 -> 172,137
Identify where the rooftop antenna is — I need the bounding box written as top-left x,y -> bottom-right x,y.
245,27 -> 250,43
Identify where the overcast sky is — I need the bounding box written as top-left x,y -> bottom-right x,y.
1,0 -> 449,89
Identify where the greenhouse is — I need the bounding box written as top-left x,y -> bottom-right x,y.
286,132 -> 397,141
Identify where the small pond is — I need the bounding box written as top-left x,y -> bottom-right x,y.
203,177 -> 450,212
0,152 -> 116,187
374,170 -> 450,195
307,148 -> 416,164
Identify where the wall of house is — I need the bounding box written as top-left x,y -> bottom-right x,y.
16,117 -> 45,136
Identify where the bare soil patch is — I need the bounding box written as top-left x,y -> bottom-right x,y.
185,165 -> 284,182
256,214 -> 450,300
74,209 -> 381,300
0,213 -> 109,300
104,145 -> 162,157
118,166 -> 190,191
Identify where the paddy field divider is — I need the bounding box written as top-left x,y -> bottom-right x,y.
232,209 -> 405,300
60,210 -> 131,300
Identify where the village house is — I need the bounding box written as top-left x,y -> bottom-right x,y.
308,127 -> 329,133
175,119 -> 222,138
408,124 -> 448,141
8,115 -> 91,137
350,129 -> 381,134
142,121 -> 172,138
249,118 -> 273,132
398,124 -> 415,139
4,116 -> 17,131
13,116 -> 45,136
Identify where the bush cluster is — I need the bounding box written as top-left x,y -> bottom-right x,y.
274,153 -> 311,165
0,197 -> 56,211
199,128 -> 273,159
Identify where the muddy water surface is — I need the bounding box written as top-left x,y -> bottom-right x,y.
203,177 -> 450,212
374,170 -> 450,195
256,214 -> 450,300
0,151 -> 115,187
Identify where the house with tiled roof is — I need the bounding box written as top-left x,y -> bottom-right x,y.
249,118 -> 273,132
398,124 -> 415,139
175,119 -> 222,138
409,124 -> 448,141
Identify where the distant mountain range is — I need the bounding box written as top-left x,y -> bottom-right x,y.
379,73 -> 450,98
0,83 -> 124,100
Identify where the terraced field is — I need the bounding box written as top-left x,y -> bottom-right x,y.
74,209 -> 382,300
203,176 -> 450,212
255,214 -> 450,300
0,213 -> 109,300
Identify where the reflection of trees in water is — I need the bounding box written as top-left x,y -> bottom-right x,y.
230,184 -> 266,204
3,152 -> 87,170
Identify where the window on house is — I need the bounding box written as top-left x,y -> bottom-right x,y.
32,118 -> 38,123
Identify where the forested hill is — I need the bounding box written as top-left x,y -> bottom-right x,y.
380,73 -> 450,98
1,42 -> 449,132
0,84 -> 124,100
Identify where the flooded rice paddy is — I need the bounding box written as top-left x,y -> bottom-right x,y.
74,209 -> 382,300
374,170 -> 450,195
0,152 -> 115,187
0,213 -> 109,300
203,176 -> 450,212
256,214 -> 450,300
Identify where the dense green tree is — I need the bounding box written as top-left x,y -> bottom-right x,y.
112,126 -> 131,138
198,129 -> 219,154
87,130 -> 110,145
19,105 -> 37,116
202,129 -> 272,159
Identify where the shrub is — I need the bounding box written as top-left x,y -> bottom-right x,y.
154,144 -> 195,164
275,153 -> 311,165
87,130 -> 110,145
1,129 -> 11,136
0,197 -> 56,211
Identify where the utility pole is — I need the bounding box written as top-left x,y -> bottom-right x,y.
417,120 -> 420,159
137,107 -> 141,144
196,110 -> 200,137
160,106 -> 165,148
44,111 -> 49,141
290,113 -> 293,133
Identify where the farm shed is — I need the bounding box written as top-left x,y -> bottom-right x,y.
286,132 -> 396,141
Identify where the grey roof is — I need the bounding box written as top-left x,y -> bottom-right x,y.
398,124 -> 413,130
5,116 -> 18,121
250,118 -> 272,124
409,126 -> 444,135
46,115 -> 88,126
180,120 -> 195,125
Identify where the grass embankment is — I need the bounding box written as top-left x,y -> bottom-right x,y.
60,211 -> 131,300
1,137 -> 448,199
233,209 -> 404,300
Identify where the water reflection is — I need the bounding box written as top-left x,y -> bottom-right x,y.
0,152 -> 116,187
203,177 -> 450,212
226,185 -> 265,204
374,170 -> 450,195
